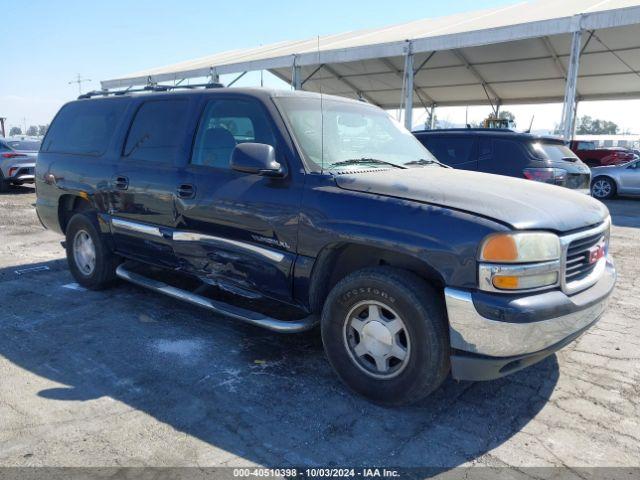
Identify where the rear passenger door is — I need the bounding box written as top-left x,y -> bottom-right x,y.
177,96 -> 302,303
421,136 -> 477,170
109,98 -> 196,267
478,138 -> 528,178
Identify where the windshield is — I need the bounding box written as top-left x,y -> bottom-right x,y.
530,141 -> 579,162
274,96 -> 437,172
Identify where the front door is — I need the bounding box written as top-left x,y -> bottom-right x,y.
110,98 -> 194,267
176,96 -> 303,303
619,160 -> 640,194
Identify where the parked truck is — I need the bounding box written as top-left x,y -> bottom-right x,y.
35,87 -> 616,405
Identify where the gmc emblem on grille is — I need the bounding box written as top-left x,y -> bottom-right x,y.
588,242 -> 606,265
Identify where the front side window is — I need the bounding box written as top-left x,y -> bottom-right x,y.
191,98 -> 276,169
274,96 -> 436,172
123,99 -> 189,165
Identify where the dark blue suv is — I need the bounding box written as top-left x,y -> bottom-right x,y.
414,129 -> 591,193
35,88 -> 615,405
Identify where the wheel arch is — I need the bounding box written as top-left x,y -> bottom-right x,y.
57,194 -> 94,234
307,242 -> 445,314
591,174 -> 618,188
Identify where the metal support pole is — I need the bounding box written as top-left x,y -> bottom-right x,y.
428,105 -> 437,130
209,69 -> 220,84
561,30 -> 583,140
403,46 -> 415,130
570,99 -> 580,135
292,61 -> 302,90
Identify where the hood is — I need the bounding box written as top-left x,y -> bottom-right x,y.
334,168 -> 608,232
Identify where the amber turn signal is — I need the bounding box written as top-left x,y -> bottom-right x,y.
481,234 -> 518,262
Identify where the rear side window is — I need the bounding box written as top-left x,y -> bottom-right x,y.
421,136 -> 475,166
492,139 -> 526,163
576,141 -> 596,150
43,99 -> 127,156
8,140 -> 41,151
530,142 -> 578,162
124,100 -> 189,165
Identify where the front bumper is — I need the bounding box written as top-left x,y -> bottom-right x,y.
445,257 -> 616,381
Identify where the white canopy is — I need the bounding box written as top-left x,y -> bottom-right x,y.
101,0 -> 640,135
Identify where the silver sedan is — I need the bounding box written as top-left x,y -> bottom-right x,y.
591,159 -> 640,199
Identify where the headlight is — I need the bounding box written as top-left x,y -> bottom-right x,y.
479,232 -> 561,293
480,232 -> 560,263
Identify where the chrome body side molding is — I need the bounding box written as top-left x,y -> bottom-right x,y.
111,218 -> 163,238
172,231 -> 285,263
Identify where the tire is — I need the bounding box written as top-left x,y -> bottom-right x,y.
321,266 -> 449,406
0,179 -> 10,193
65,212 -> 120,290
591,176 -> 616,200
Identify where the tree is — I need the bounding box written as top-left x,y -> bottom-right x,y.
26,125 -> 39,136
498,110 -> 516,122
9,127 -> 22,136
481,110 -> 516,128
576,116 -> 619,135
38,125 -> 48,136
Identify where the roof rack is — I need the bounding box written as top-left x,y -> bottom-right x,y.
78,82 -> 225,99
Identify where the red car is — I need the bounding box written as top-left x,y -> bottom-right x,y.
569,140 -> 635,167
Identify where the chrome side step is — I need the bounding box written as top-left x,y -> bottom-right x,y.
115,265 -> 318,333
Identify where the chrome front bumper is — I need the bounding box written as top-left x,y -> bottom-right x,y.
445,258 -> 615,358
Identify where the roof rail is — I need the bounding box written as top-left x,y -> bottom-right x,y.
78,82 -> 225,99
413,128 -> 515,133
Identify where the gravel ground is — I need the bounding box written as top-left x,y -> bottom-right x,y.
0,185 -> 638,470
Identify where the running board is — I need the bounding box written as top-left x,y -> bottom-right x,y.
115,264 -> 318,333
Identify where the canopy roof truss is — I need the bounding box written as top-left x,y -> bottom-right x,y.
102,0 -> 640,136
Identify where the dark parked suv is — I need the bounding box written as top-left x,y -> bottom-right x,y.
36,87 -> 615,405
414,129 -> 591,193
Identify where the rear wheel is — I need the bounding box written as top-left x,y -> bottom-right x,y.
0,179 -> 10,193
321,267 -> 449,406
591,177 -> 616,199
65,212 -> 120,290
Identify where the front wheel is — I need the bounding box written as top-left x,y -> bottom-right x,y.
321,267 -> 450,406
65,212 -> 120,290
591,177 -> 616,199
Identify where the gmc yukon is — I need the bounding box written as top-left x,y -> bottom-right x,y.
35,87 -> 616,405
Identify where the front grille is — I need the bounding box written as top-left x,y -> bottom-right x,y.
16,167 -> 34,175
565,232 -> 605,283
566,173 -> 589,190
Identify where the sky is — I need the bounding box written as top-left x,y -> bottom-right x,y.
2,0 -> 640,135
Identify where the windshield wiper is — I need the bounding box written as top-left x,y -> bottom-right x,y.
404,158 -> 451,168
327,158 -> 406,170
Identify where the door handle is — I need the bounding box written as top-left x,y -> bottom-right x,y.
114,176 -> 129,190
177,184 -> 196,199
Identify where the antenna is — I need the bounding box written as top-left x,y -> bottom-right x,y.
68,74 -> 92,95
527,114 -> 535,133
318,35 -> 325,173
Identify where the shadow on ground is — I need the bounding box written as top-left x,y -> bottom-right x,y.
603,198 -> 640,228
0,185 -> 35,196
0,259 -> 559,468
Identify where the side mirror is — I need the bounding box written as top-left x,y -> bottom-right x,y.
230,143 -> 283,177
